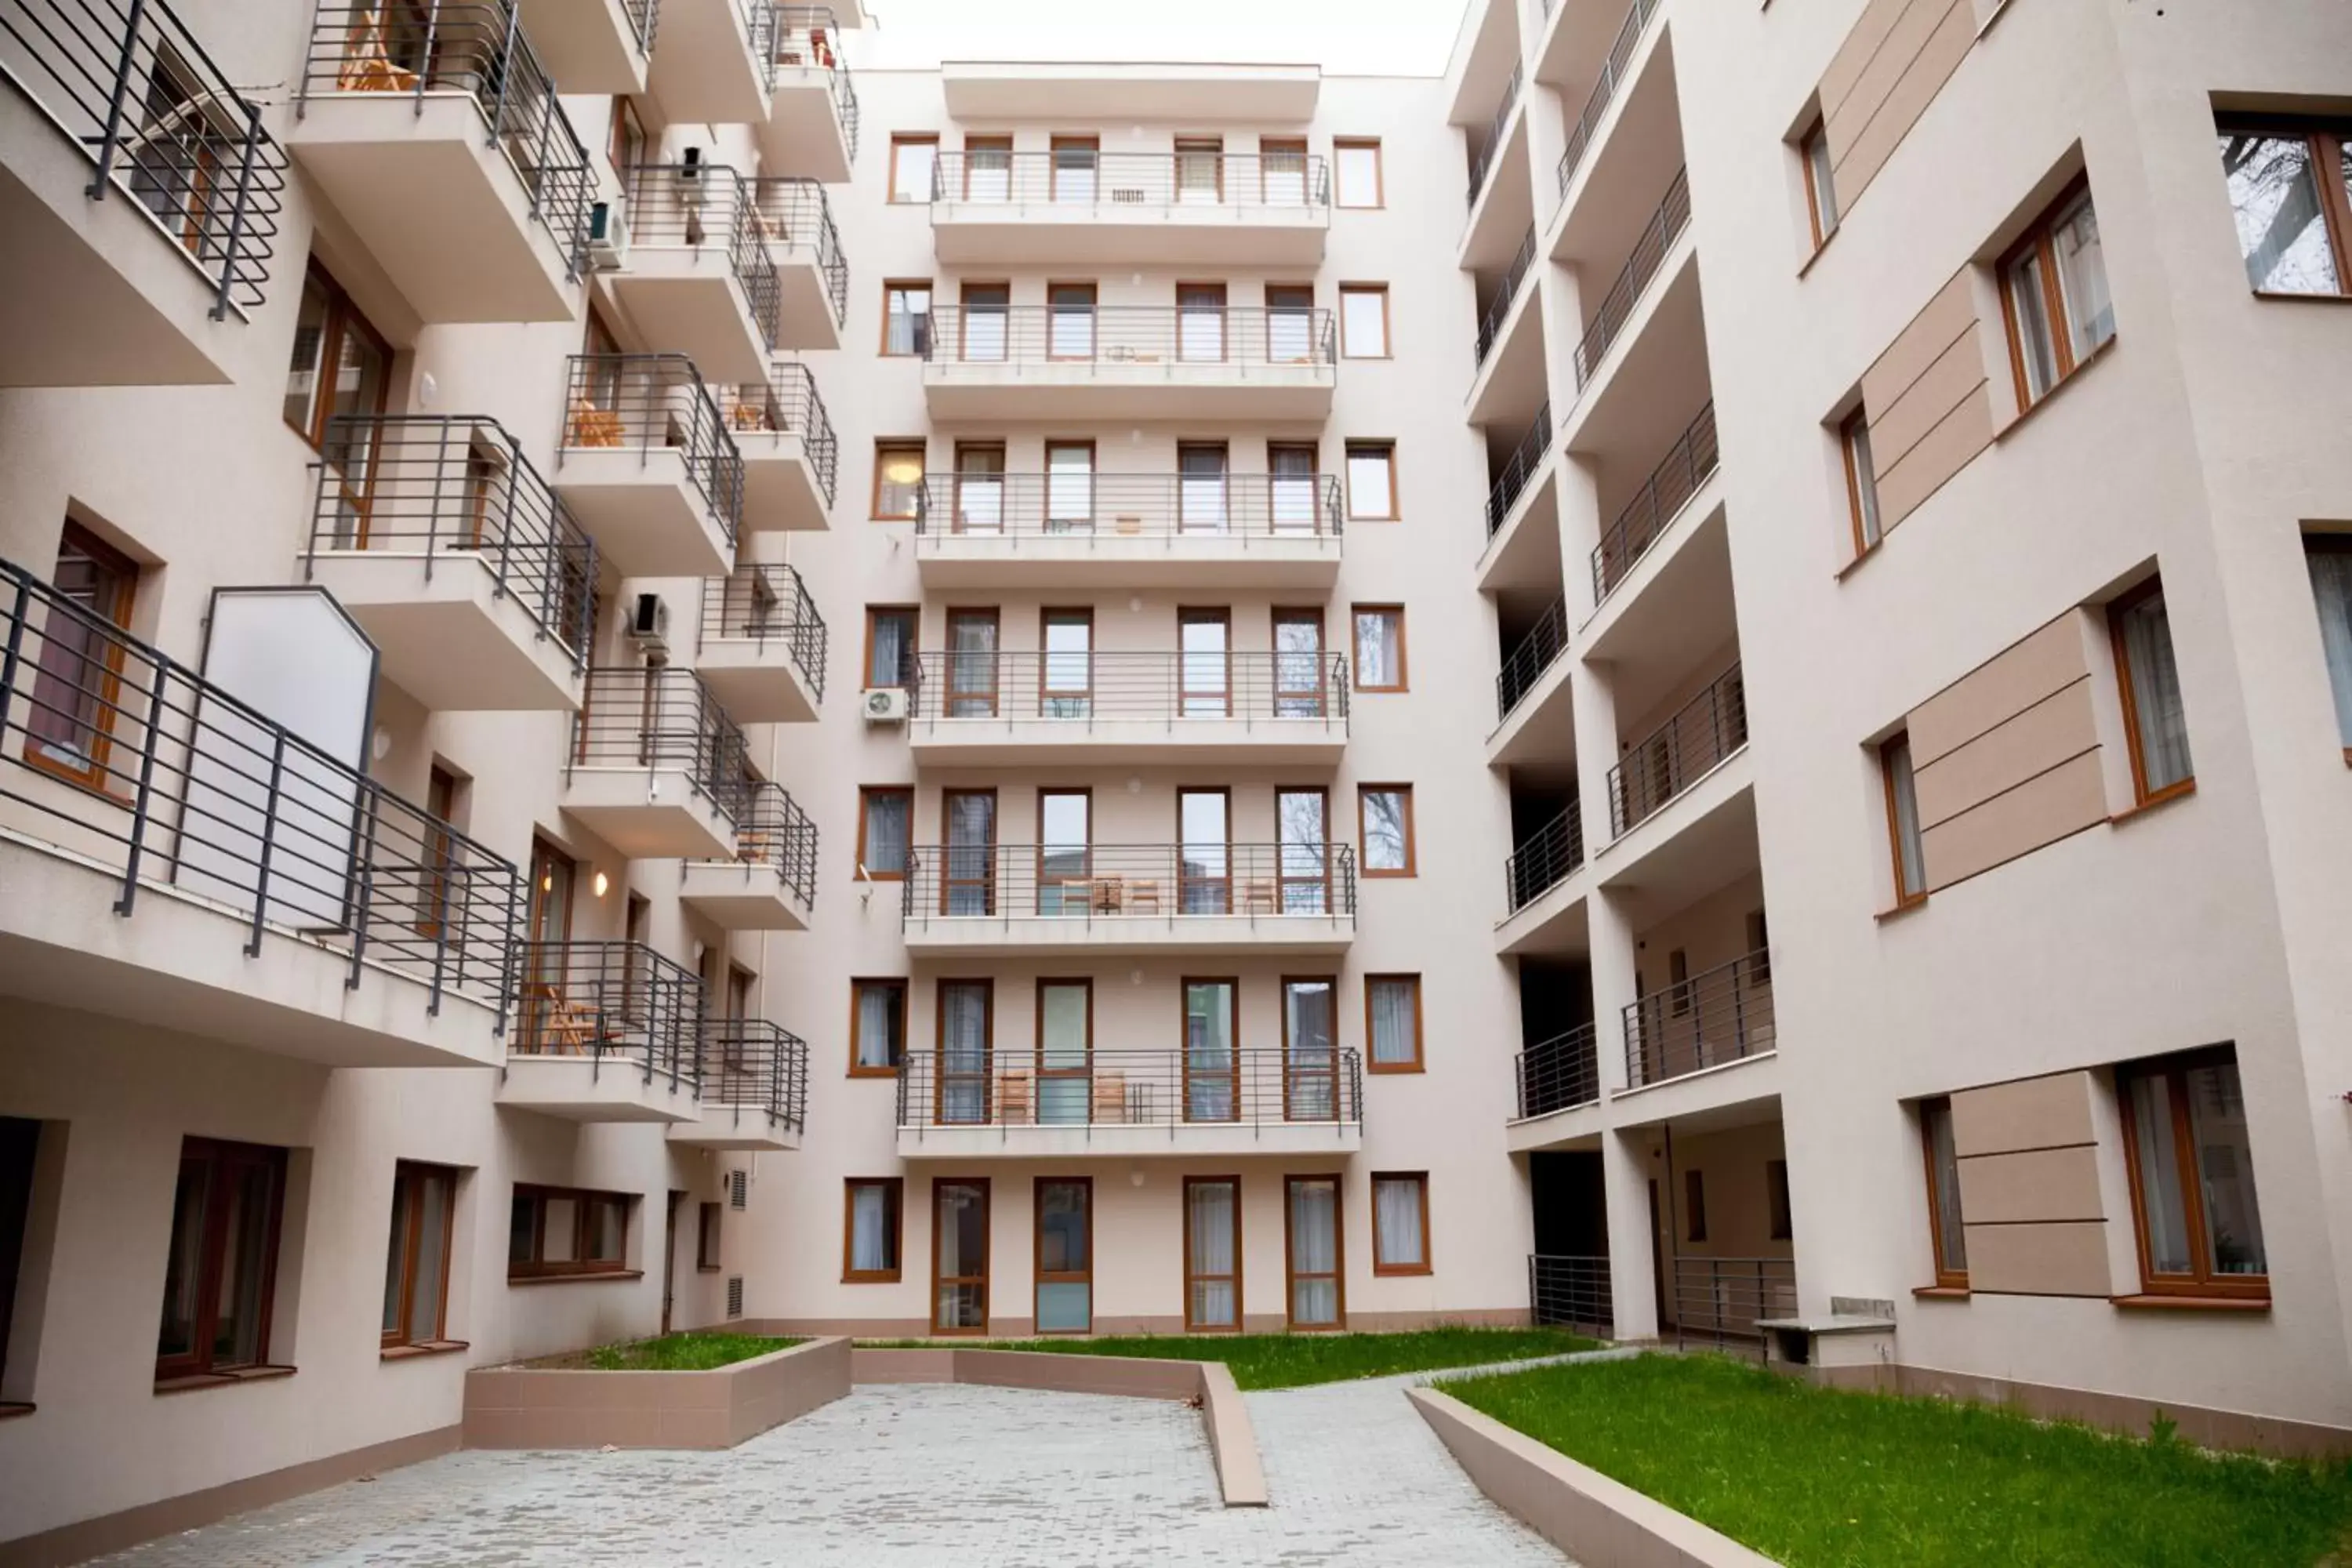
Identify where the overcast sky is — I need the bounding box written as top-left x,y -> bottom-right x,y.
844,0 -> 1459,77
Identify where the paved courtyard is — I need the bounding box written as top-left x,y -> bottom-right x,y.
93,1372 -> 1569,1566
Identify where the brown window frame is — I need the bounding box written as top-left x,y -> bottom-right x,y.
284,260 -> 393,453
1880,731 -> 1928,909
933,977 -> 995,1124
1683,1168 -> 1708,1243
1338,283 -> 1392,358
382,1160 -> 459,1349
507,1184 -> 633,1282
1181,1175 -> 1243,1333
1283,1174 -> 1347,1329
1049,134 -> 1098,201
2216,118 -> 2352,299
2107,576 -> 2197,808
156,1137 -> 289,1383
1177,607 -> 1232,718
929,1176 -> 992,1336
938,786 -> 999,914
862,605 -> 920,691
1919,1097 -> 1969,1290
1176,280 -> 1230,362
1345,441 -> 1399,521
1356,783 -> 1416,877
848,977 -> 908,1078
855,786 -> 913,880
2306,532 -> 2352,763
1841,408 -> 1882,557
697,1200 -> 723,1272
1365,974 -> 1424,1074
887,133 -> 939,203
1350,604 -> 1407,693
2116,1047 -> 2269,1302
1036,793 -> 1093,915
1333,137 -> 1384,209
842,1177 -> 904,1283
1370,1172 -> 1432,1276
606,95 -> 645,176
1279,975 -> 1341,1123
1174,134 -> 1225,202
880,280 -> 933,357
1997,177 -> 2112,412
943,609 -> 1002,720
1045,280 -> 1098,361
1038,612 -> 1094,717
26,520 -> 140,797
1177,790 -> 1234,915
960,133 -> 1012,200
1033,1175 -> 1093,1335
1799,118 -> 1838,250
871,441 -> 927,521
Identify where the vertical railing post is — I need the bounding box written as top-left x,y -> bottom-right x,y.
347,786 -> 383,992
415,0 -> 441,113
114,646 -> 171,915
211,102 -> 266,320
245,731 -> 290,957
86,0 -> 149,201
494,426 -> 521,604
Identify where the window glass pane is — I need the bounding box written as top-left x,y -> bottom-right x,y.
885,285 -> 931,355
1277,789 -> 1328,913
1846,418 -> 1881,550
588,1198 -> 625,1263
1336,143 -> 1379,207
1184,982 -> 1236,1119
1187,1180 -> 1237,1327
1047,445 -> 1094,528
2185,1062 -> 2266,1276
1886,736 -> 1926,899
1925,1102 -> 1966,1275
2118,588 -> 2194,794
1363,789 -> 1407,870
158,1158 -> 208,1359
383,1177 -> 410,1335
1341,289 -> 1386,356
2304,542 -> 2352,745
964,142 -> 1010,201
1049,285 -> 1094,358
1806,129 -> 1838,239
1348,447 -> 1393,517
1038,1181 -> 1089,1273
867,612 -> 914,688
2128,1073 -> 2194,1276
862,793 -> 909,875
407,1171 -> 450,1338
508,1193 -> 535,1265
1354,610 -> 1401,688
891,140 -> 936,201
283,275 -> 329,432
877,447 -> 925,518
855,982 -> 901,1069
1284,980 -> 1336,1120
1052,143 -> 1095,202
1288,1178 -> 1339,1324
851,1183 -> 894,1272
2220,132 -> 2341,295
2051,194 -> 2114,364
1369,978 -> 1417,1065
543,1197 -> 578,1262
2006,249 -> 2059,401
212,1158 -> 276,1367
1374,1177 -> 1424,1268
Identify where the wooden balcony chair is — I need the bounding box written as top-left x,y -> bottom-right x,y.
1088,875 -> 1123,914
336,12 -> 419,93
1125,879 -> 1160,915
735,826 -> 776,864
1241,879 -> 1277,915
566,397 -> 623,448
996,1069 -> 1033,1125
1090,1071 -> 1127,1123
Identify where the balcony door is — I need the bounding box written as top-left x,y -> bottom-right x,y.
1183,978 -> 1239,1123
1272,608 -> 1325,718
1261,137 -> 1308,206
934,981 -> 992,1127
1285,1175 -> 1344,1328
1036,789 -> 1091,916
1185,1177 -> 1241,1331
1175,137 -> 1222,204
1040,608 -> 1092,720
1178,282 -> 1227,362
1046,440 -> 1094,534
1269,443 -> 1319,534
931,1178 -> 989,1334
962,136 -> 1011,201
1282,978 -> 1338,1122
1178,787 -> 1230,915
960,282 -> 1008,362
521,837 -> 575,1048
1050,136 -> 1098,203
942,788 -> 996,916
1048,282 -> 1096,360
1036,980 -> 1091,1126
1267,285 -> 1315,365
1179,608 -> 1230,717
1276,788 -> 1330,914
945,608 -> 998,717
1035,1177 -> 1092,1333
1178,443 -> 1229,534
953,442 -> 1004,535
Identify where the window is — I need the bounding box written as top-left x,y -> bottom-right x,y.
1183,1177 -> 1242,1331
0,1117 -> 37,1405
931,1178 -> 990,1334
508,1185 -> 631,1280
1047,281 -> 1096,359
1266,285 -> 1317,363
283,262 -> 391,452
1035,1178 -> 1092,1334
1284,1175 -> 1344,1327
1051,136 -> 1098,202
961,135 -> 1011,201
2000,182 -> 2114,409
883,281 -> 932,356
382,1161 -> 457,1348
1880,732 -> 1927,907
2216,121 -> 2352,296
1766,1160 -> 1793,1242
1261,137 -> 1308,205
606,96 -> 645,174
2304,535 -> 2352,753
1920,1098 -> 1968,1289
697,1200 -> 722,1272
1668,950 -> 1690,1016
1272,609 -> 1325,719
1367,975 -> 1423,1073
1339,284 -> 1389,357
1747,909 -> 1772,985
2108,577 -> 2195,804
158,1138 -> 288,1381
850,978 -> 907,1076
872,441 -> 926,521
1358,785 -> 1414,876
1046,441 -> 1095,531
2118,1048 -> 2267,1300
1269,442 -> 1319,532
858,787 -> 913,879
1345,441 -> 1397,521
1371,1174 -> 1431,1276
1352,605 -> 1406,692
865,607 -> 917,689
1178,281 -> 1228,361
1801,119 -> 1838,248
1841,408 -> 1882,554
1683,1169 -> 1708,1243
1334,138 -> 1383,208
843,1178 -> 903,1282
1175,136 -> 1223,203
959,281 -> 1009,361
1040,612 -> 1094,720
889,134 -> 938,202
27,521 -> 139,792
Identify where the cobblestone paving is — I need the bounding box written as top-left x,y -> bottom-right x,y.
95,1374 -> 1568,1566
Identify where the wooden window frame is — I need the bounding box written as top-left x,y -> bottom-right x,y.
1044,439 -> 1097,530
1345,441 -> 1399,521
605,96 -> 645,176
1176,280 -> 1230,363
960,134 -> 1012,201
870,441 -> 927,521
862,604 -> 919,691
506,1183 -> 633,1282
1919,1097 -> 1969,1290
2116,1047 -> 2269,1301
1045,280 -> 1098,361
2216,118 -> 2352,299
1182,1175 -> 1243,1333
943,604 -> 1002,714
1174,135 -> 1225,203
1279,975 -> 1341,1123
1177,441 -> 1232,531
1033,1175 -> 1093,1335
285,260 -> 393,453
928,1176 -> 992,1336
950,440 -> 1007,535
1283,1174 -> 1347,1330
1265,440 -> 1321,533
382,1160 -> 459,1348
1264,285 -> 1317,365
880,280 -> 933,357
2307,532 -> 2352,764
1683,1168 -> 1708,1243
1180,975 -> 1241,1123
1364,974 -> 1425,1074
933,977 -> 995,1125
939,786 -> 999,915
1357,783 -> 1416,877
1333,137 -> 1384,209
1035,791 -> 1092,915
1178,606 -> 1233,718
1176,788 -> 1233,915
1049,135 -> 1098,202
26,521 -> 140,797
841,1177 -> 904,1283
1766,1159 -> 1794,1243
155,1137 -> 288,1382
887,133 -> 939,203
1350,604 -> 1408,693
1799,118 -> 1837,250
1259,136 -> 1308,205
1272,606 -> 1327,718
1273,785 -> 1331,915
697,1200 -> 723,1272
2107,575 -> 2197,808
856,786 -> 913,880
957,280 -> 1011,362
848,977 -> 908,1078
1338,283 -> 1392,358
1370,1171 -> 1432,1276
1880,731 -> 1928,909
1997,177 -> 2109,412
1840,408 -> 1881,557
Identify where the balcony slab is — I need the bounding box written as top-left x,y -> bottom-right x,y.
305,553 -> 583,711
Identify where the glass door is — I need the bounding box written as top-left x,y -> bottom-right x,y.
1276,788 -> 1330,914
942,789 -> 996,916
1269,442 -> 1319,534
945,608 -> 998,717
1037,789 -> 1091,916
1283,978 -> 1338,1121
962,137 -> 1011,201
960,282 -> 1008,362
1179,282 -> 1227,361
1179,608 -> 1230,717
521,838 -> 574,1049
1286,1176 -> 1343,1327
1048,282 -> 1096,360
1050,136 -> 1097,203
1040,609 -> 1093,719
1175,137 -> 1223,204
1035,1178 -> 1092,1332
934,982 -> 992,1126
1267,285 -> 1314,364
1272,609 -> 1325,718
953,443 -> 1004,535
1261,137 -> 1308,205
931,1178 -> 989,1333
1178,788 -> 1230,915
1046,441 -> 1094,534
1178,443 -> 1229,534
1184,1177 -> 1240,1331
1036,981 -> 1091,1125
1183,979 -> 1238,1122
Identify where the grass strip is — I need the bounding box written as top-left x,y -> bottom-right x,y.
855,1326 -> 1596,1389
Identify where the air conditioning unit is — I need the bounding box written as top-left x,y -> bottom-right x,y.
629,592 -> 669,655
862,686 -> 909,724
588,201 -> 628,270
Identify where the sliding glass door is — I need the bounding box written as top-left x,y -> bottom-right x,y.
931,1178 -> 989,1334
1036,979 -> 1091,1126
935,980 -> 991,1126
1035,1178 -> 1092,1334
1286,1175 -> 1343,1328
1184,1177 -> 1241,1331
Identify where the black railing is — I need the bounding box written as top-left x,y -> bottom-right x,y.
1557,0 -> 1661,200
1497,597 -> 1569,720
617,0 -> 656,53
1504,804 -> 1582,914
560,354 -> 745,550
6,0 -> 289,316
710,359 -> 837,507
1516,1024 -> 1601,1118
1573,167 -> 1690,390
1475,227 -> 1538,368
1592,402 -> 1719,605
0,557 -> 520,1023
692,779 -> 816,906
750,176 -> 846,327
771,5 -> 857,159
1625,946 -> 1774,1089
1529,1254 -> 1613,1336
896,1047 -> 1363,1137
916,474 -> 1343,541
568,666 -> 748,824
510,938 -> 699,1091
930,151 -> 1329,209
298,1 -> 593,278
701,1016 -> 808,1134
1608,662 -> 1744,836
1486,401 -> 1552,538
1465,60 -> 1523,212
923,306 -> 1337,369
908,650 -> 1350,728
1671,1255 -> 1795,1356
619,162 -> 782,351
700,561 -> 826,701
902,842 -> 1358,921
303,414 -> 597,668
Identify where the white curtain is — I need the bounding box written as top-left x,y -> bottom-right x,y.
1188,1181 -> 1236,1327
1289,1180 -> 1338,1324
1368,979 -> 1416,1066
851,1185 -> 891,1273
1374,1178 -> 1424,1270
855,984 -> 897,1069
2118,593 -> 2194,792
2307,548 -> 2352,745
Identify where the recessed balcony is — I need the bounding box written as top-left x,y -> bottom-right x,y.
1487,597 -> 1574,770
500,941 -> 702,1122
671,1018 -> 808,1150
1478,401 -> 1560,598
1497,806 -> 1588,957
561,666 -> 747,860
1607,662 -> 1746,842
750,178 -> 847,349
1623,946 -> 1775,1091
1566,166 -> 1693,424
514,0 -> 653,93
904,652 -> 1349,765
647,0 -> 774,125
0,0 -> 289,386
1514,1022 -> 1601,1124
895,1047 -> 1363,1161
712,361 -> 837,531
754,7 -> 858,183
900,843 -> 1357,956
928,152 -> 1330,267
1468,227 -> 1545,430
0,560 -> 519,1068
913,473 -> 1343,590
299,415 -> 594,711
679,782 -> 817,931
553,353 -> 742,579
922,305 -> 1336,421
691,561 -> 826,723
607,165 -> 780,386
288,2 -> 590,323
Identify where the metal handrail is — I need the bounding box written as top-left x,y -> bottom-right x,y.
691,779 -> 816,906
700,1015 -> 808,1134
619,162 -> 783,353
560,354 -> 745,550
1556,0 -> 1661,201
1671,1254 -> 1796,1356
1573,166 -> 1690,390
1624,945 -> 1774,1089
929,151 -> 1330,209
916,473 -> 1343,540
708,359 -> 837,507
922,305 -> 1337,368
510,938 -> 700,1092
1504,804 -> 1583,914
771,5 -> 856,159
6,0 -> 289,316
1529,1254 -> 1613,1336
1475,227 -> 1538,368
1515,1024 -> 1600,1117
895,1046 -> 1364,1135
1497,597 -> 1569,719
1486,401 -> 1552,538
749,176 -> 846,326
1465,60 -> 1523,212
1592,402 -> 1719,605
907,650 -> 1351,726
902,842 -> 1359,920
699,561 -> 826,701
568,666 -> 749,827
1606,661 -> 1744,836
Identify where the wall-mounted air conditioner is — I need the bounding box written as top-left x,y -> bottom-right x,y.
589,201 -> 629,270
862,687 -> 908,724
629,592 -> 669,656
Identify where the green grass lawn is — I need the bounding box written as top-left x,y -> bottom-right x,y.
558,1331 -> 801,1371
1443,1352 -> 2352,1567
856,1326 -> 1597,1389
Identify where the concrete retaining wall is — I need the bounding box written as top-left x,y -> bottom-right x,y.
463,1336 -> 851,1450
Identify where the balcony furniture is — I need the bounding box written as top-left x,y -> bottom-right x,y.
1242,880 -> 1276,914
567,397 -> 624,448
997,1070 -> 1033,1124
336,13 -> 419,92
1127,879 -> 1160,914
1091,1073 -> 1127,1123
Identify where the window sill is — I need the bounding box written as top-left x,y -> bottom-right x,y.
1795,223 -> 1839,280
2250,289 -> 2352,305
696,1265 -> 723,1275
1374,1265 -> 1433,1278
848,1066 -> 901,1080
1367,1062 -> 1425,1075
1874,895 -> 1930,925
154,1365 -> 296,1396
380,1339 -> 469,1363
1994,336 -> 2118,445
0,1402 -> 33,1420
843,1272 -> 902,1286
2111,1293 -> 2269,1313
2109,780 -> 2196,827
1911,1285 -> 1969,1301
507,1269 -> 643,1287
1833,535 -> 1883,583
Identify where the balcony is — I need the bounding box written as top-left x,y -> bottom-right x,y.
499,940 -> 702,1122
750,178 -> 847,349
1515,1022 -> 1600,1120
670,1018 -> 808,1149
647,0 -> 775,126
1552,0 -> 1664,221
1479,401 -> 1561,598
514,0 -> 652,93
1592,402 -> 1719,609
691,561 -> 825,723
905,652 -> 1349,766
1463,61 -> 1523,220
1624,947 -> 1774,1090
561,666 -> 746,859
300,415 -> 594,711
901,843 -> 1357,956
0,0 -> 289,386
679,781 -> 816,931
608,165 -> 780,386
553,354 -> 742,579
0,558 -> 519,1068
1497,805 -> 1587,956
711,361 -> 836,532
1488,597 -> 1574,769
913,473 -> 1342,590
928,152 -> 1330,267
755,6 -> 858,183
1608,662 -> 1746,840
289,2 -> 590,323
922,305 -> 1335,421
1569,168 -> 1693,419
1470,227 -> 1544,429
895,1047 -> 1363,1161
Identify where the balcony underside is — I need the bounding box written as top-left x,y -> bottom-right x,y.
496,1054 -> 699,1122
514,0 -> 648,93
602,260 -> 771,385
644,0 -> 769,126
907,719 -> 1346,768
1583,483 -> 1732,712
551,451 -> 735,579
913,534 -> 1341,590
695,646 -> 819,724
902,913 -> 1356,957
1597,753 -> 1758,925
561,768 -> 736,859
670,1103 -> 800,1149
1563,237 -> 1704,464
740,436 -> 829,531
769,247 -> 843,350
1468,284 -> 1547,430
930,205 -> 1328,267
1487,655 -> 1577,770
1506,1099 -> 1606,1155
1478,458 -> 1562,599
1497,868 -> 1591,958
306,554 -> 582,711
756,76 -> 851,183
679,862 -> 811,931
922,367 -> 1334,423
897,1121 -> 1362,1161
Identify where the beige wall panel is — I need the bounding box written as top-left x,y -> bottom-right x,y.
1918,748 -> 2107,888
1875,383 -> 1996,532
1861,270 -> 1977,415
1962,1220 -> 2114,1297
1907,615 -> 2086,768
1950,1070 -> 2097,1159
1831,0 -> 1976,205
1956,1145 -> 2106,1225
1911,676 -> 2098,831
1870,327 -> 1989,477
1818,0 -> 1916,130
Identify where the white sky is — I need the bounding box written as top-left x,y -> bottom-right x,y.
844,0 -> 1461,78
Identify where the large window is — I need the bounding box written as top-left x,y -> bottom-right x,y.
1879,731 -> 1926,908
1334,138 -> 1383,208
1919,1098 -> 1968,1290
882,281 -> 932,356
2108,578 -> 2195,805
850,978 -> 907,1076
158,1138 -> 288,1382
1345,441 -> 1397,521
27,521 -> 139,792
1358,785 -> 1415,877
1,1117 -> 42,1406
1841,408 -> 1882,555
1035,1178 -> 1092,1334
843,1178 -> 902,1282
931,1178 -> 990,1334
508,1185 -> 631,1280
857,786 -> 913,879
2304,535 -> 2352,754
2216,120 -> 2352,297
283,262 -> 391,450
382,1161 -> 457,1349
1366,975 -> 1423,1073
1999,182 -> 2114,409
888,134 -> 938,203
2118,1049 -> 2267,1301
1371,1173 -> 1430,1276
1352,605 -> 1406,692
865,607 -> 918,690
1284,1175 -> 1344,1328
1183,1176 -> 1241,1332
872,441 -> 927,521
1339,284 -> 1389,358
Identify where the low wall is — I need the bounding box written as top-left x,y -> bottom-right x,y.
463,1336 -> 851,1450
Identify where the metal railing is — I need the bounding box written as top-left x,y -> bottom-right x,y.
922,306 -> 1337,370
700,1015 -> 808,1135
916,474 -> 1343,541
929,151 -> 1330,210
907,650 -> 1350,728
297,1 -> 593,278
709,359 -> 837,507
1592,402 -> 1719,605
691,779 -> 816,906
1486,401 -> 1552,538
303,414 -> 597,669
771,5 -> 857,159
1625,946 -> 1774,1089
699,561 -> 825,701
561,353 -> 745,550
903,842 -> 1358,921
1504,804 -> 1583,914
1465,60 -> 1523,212
1671,1255 -> 1796,1356
1529,1254 -> 1613,1336
1607,662 -> 1744,836
619,162 -> 782,352
5,0 -> 289,317
1557,0 -> 1661,201
1475,227 -> 1538,368
896,1047 -> 1363,1137
1516,1024 -> 1601,1118
1497,597 -> 1568,719
749,176 -> 846,327
510,938 -> 699,1092
1573,167 -> 1690,390
568,666 -> 748,825
0,557 -> 520,1023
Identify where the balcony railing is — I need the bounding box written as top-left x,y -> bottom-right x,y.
561,353 -> 746,548
906,651 -> 1350,727
1529,1254 -> 1613,1337
771,5 -> 858,158
298,1 -> 593,277
922,306 -> 1337,369
303,414 -> 597,666
510,938 -> 700,1091
1607,662 -> 1744,837
903,842 -> 1358,921
694,779 -> 816,904
916,474 -> 1343,541
701,561 -> 826,701
929,151 -> 1330,210
1465,61 -> 1523,212
1572,166 -> 1690,390
1504,804 -> 1582,914
1475,227 -> 1538,368
569,666 -> 749,821
701,1015 -> 808,1134
1497,597 -> 1568,720
1486,401 -> 1552,538
1671,1254 -> 1796,1356
1556,0 -> 1661,201
619,162 -> 783,350
896,1046 -> 1363,1135
710,359 -> 837,506
749,176 -> 847,325
0,557 -> 520,1022
1592,402 -> 1719,606
1515,1023 -> 1600,1118
9,0 -> 289,316
1624,946 -> 1774,1089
